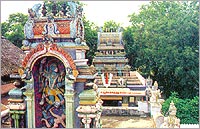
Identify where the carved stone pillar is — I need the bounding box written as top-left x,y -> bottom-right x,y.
122,96 -> 129,107
8,88 -> 26,128
10,110 -> 25,128
94,117 -> 99,128
64,79 -> 74,128
11,112 -> 19,128
95,100 -> 103,128
23,90 -> 34,128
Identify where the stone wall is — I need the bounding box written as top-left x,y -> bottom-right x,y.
180,124 -> 199,128
138,101 -> 149,113
102,107 -> 146,116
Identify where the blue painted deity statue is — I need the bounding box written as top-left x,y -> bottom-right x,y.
38,57 -> 66,128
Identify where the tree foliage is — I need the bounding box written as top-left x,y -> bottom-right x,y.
123,1 -> 199,98
161,92 -> 199,124
1,13 -> 28,47
103,20 -> 121,32
43,0 -> 84,13
83,17 -> 98,65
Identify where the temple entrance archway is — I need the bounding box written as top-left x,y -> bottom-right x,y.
22,43 -> 77,128
32,56 -> 66,128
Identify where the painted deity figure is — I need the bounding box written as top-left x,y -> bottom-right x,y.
68,1 -> 78,38
20,67 -> 33,91
70,19 -> 77,38
42,16 -> 59,36
25,3 -> 41,40
39,58 -> 66,127
69,1 -> 84,40
41,107 -> 66,128
24,18 -> 35,39
68,1 -> 77,17
76,5 -> 84,40
39,58 -> 65,108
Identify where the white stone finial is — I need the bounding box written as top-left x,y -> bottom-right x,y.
154,81 -> 158,87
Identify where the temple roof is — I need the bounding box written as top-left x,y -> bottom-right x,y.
1,37 -> 25,76
98,32 -> 122,42
95,71 -> 146,89
1,83 -> 16,95
1,104 -> 9,118
97,31 -> 123,46
22,2 -> 86,51
99,32 -> 121,36
97,45 -> 124,50
93,58 -> 128,63
93,30 -> 147,94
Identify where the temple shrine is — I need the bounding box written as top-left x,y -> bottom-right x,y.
93,29 -> 147,107
1,1 -> 189,128
7,1 -> 102,128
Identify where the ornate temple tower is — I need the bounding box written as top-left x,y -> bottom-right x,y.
8,2 -> 102,128
93,29 -> 146,107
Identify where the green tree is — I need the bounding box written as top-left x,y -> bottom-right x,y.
1,22 -> 9,36
83,17 -> 98,65
103,20 -> 121,32
1,13 -> 28,48
123,1 -> 199,98
123,27 -> 136,68
162,92 -> 199,124
43,1 -> 84,15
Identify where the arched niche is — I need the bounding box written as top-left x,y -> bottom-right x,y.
32,56 -> 67,128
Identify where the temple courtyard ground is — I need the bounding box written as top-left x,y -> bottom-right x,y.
1,116 -> 154,128
101,116 -> 154,128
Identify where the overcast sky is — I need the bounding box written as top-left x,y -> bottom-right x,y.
1,1 -> 149,27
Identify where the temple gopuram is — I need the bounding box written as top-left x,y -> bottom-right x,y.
7,2 -> 102,128
93,28 -> 147,107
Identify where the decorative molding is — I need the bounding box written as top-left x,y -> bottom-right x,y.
22,43 -> 76,70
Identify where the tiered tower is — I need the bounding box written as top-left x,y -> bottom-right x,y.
93,29 -> 146,107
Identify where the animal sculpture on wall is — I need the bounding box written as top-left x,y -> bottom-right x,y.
28,3 -> 42,18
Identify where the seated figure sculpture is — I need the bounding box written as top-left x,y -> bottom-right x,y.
160,101 -> 180,128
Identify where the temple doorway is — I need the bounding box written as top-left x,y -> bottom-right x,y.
102,100 -> 119,106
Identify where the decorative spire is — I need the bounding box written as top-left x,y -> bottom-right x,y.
42,3 -> 47,17
154,81 -> 158,87
52,2 -> 57,16
146,76 -> 153,87
169,101 -> 177,113
62,2 -> 67,16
